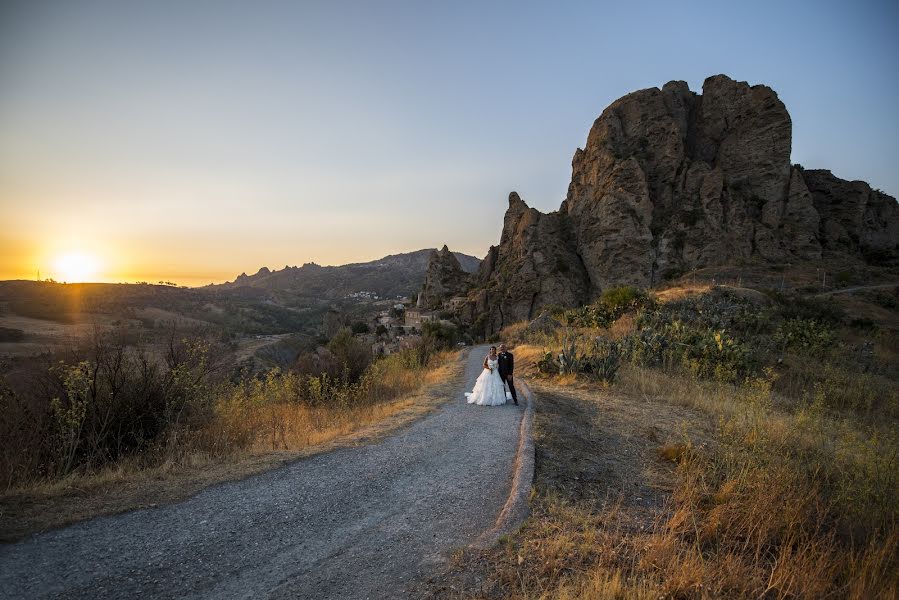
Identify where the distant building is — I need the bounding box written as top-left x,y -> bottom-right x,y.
404,308 -> 437,328
448,296 -> 469,311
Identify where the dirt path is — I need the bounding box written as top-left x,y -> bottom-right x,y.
811,282 -> 899,297
0,346 -> 530,600
421,375 -> 715,598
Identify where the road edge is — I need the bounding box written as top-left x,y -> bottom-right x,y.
471,378 -> 535,549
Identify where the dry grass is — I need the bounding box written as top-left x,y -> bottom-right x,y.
431,341 -> 898,599
0,349 -> 465,542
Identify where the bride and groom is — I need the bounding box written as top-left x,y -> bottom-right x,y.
465,343 -> 519,407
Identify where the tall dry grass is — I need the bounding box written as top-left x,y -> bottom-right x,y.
1,339 -> 458,493
472,364 -> 898,598
199,349 -> 457,455
477,326 -> 898,599
1,344 -> 460,540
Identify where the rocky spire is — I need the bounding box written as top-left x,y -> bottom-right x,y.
418,245 -> 470,310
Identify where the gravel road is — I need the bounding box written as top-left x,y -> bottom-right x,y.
0,346 -> 526,600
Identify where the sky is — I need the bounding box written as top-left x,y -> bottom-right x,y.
1,0 -> 897,285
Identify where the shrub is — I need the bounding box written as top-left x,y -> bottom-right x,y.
327,328 -> 372,382
600,285 -> 649,313
774,318 -> 835,356
544,330 -> 620,383
561,286 -> 653,329
350,321 -> 370,334
536,351 -> 558,375
0,327 -> 25,342
766,291 -> 845,325
0,333 -> 221,483
581,338 -> 620,383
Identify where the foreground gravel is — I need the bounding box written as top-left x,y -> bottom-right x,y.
0,347 -> 525,599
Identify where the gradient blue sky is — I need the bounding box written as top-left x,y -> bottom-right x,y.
1,0 -> 897,284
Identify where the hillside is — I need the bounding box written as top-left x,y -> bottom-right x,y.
427,278 -> 899,598
212,248 -> 481,298
0,249 -> 482,368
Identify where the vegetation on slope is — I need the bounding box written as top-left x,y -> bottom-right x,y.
0,324 -> 462,540
446,283 -> 898,599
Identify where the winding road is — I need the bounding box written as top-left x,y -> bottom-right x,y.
0,346 -> 532,599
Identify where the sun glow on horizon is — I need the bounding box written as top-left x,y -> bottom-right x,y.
52,252 -> 101,283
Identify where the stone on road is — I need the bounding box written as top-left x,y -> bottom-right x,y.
0,346 -> 526,599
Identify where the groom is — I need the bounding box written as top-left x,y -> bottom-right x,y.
497,343 -> 518,406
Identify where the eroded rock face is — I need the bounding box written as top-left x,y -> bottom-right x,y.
802,169 -> 899,260
419,245 -> 471,310
464,75 -> 897,334
565,74 -> 811,285
472,193 -> 589,332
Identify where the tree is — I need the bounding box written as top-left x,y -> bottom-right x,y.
351,321 -> 371,335
327,328 -> 371,382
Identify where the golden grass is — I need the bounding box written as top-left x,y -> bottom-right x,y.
456,344 -> 899,599
210,351 -> 459,454
0,350 -> 464,542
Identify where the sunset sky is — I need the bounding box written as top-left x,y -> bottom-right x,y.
1,0 -> 897,285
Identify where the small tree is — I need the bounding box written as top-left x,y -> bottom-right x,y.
327,328 -> 371,382
351,321 -> 371,335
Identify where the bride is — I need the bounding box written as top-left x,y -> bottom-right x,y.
465,346 -> 507,406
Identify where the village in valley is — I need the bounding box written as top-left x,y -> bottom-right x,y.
342,289 -> 469,357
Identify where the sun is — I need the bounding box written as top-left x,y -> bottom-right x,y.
53,252 -> 101,283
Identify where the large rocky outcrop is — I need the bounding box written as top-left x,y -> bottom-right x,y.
468,193 -> 589,332
419,245 -> 471,309
466,75 -> 898,334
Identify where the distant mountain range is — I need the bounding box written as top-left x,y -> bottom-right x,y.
211,248 -> 481,299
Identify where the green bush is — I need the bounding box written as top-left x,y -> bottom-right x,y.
774,318 -> 835,356
327,328 -> 372,381
536,351 -> 558,375
600,286 -> 649,313
543,331 -> 620,383
561,286 -> 653,329
350,321 -> 371,334
581,338 -> 620,383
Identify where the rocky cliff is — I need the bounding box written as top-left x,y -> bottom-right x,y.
469,75 -> 898,333
419,245 -> 471,309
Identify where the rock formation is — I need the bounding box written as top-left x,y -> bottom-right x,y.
470,193 -> 589,333
419,245 -> 471,310
467,74 -> 898,334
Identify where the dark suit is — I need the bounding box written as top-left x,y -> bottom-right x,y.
497,351 -> 518,404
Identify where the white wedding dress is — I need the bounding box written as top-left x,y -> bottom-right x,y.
465,358 -> 507,406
